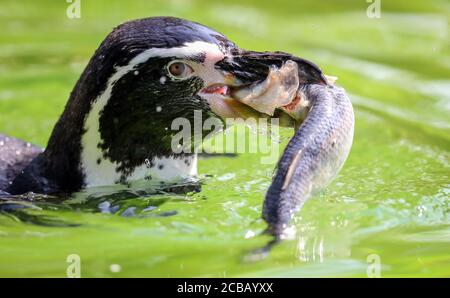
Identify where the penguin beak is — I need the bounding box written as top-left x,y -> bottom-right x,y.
199,50 -> 327,126
220,50 -> 327,86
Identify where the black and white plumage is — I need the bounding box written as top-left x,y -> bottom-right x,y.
0,17 -> 326,196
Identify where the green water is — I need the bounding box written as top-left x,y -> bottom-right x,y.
0,0 -> 449,277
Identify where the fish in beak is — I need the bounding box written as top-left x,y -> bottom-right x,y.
198,50 -> 328,127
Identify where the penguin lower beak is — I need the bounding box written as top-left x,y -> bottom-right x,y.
199,50 -> 327,126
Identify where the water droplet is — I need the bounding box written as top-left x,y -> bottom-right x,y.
244,230 -> 256,239
109,264 -> 121,273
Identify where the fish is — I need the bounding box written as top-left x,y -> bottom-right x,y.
234,59 -> 355,239
231,60 -> 300,116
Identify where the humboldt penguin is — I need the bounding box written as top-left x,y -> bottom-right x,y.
0,17 -> 326,195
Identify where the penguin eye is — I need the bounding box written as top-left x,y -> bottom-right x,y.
167,61 -> 194,79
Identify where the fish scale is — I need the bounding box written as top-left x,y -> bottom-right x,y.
263,84 -> 355,238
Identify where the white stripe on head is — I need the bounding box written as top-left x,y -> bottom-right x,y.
137,40 -> 225,62
80,41 -> 215,188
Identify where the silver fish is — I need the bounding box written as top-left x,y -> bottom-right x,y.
234,59 -> 354,239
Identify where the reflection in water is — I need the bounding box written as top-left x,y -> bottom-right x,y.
295,232 -> 352,263
296,234 -> 325,262
244,221 -> 354,264
0,178 -> 203,225
0,195 -> 80,227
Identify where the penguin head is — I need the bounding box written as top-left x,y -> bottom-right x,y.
43,17 -> 325,189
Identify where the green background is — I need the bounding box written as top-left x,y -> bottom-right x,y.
0,0 -> 449,277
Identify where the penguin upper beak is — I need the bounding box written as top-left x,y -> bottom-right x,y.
219,50 -> 327,86
199,50 -> 327,126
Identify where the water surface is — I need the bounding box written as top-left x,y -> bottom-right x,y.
0,0 -> 448,277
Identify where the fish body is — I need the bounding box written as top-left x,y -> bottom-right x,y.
264,83 -> 354,237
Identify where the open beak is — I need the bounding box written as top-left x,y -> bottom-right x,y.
198,50 -> 328,127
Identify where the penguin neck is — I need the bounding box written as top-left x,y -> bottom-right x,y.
45,102 -> 199,190
80,92 -> 198,187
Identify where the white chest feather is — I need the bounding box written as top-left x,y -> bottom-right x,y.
79,42 -> 216,188
81,96 -> 197,188
79,73 -> 197,187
